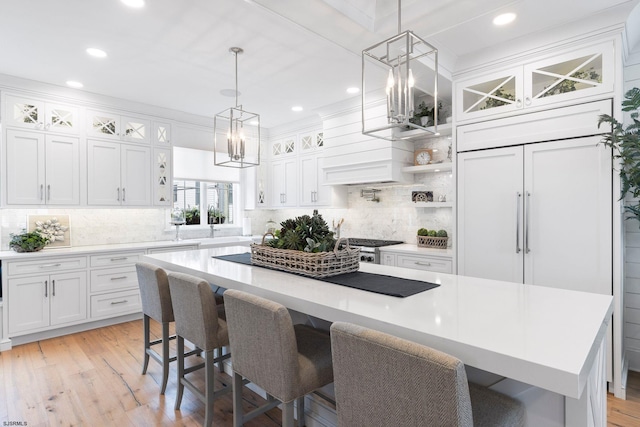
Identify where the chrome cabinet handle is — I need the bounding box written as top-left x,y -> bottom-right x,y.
110,300 -> 128,305
47,184 -> 51,201
44,280 -> 48,298
110,276 -> 128,280
40,184 -> 44,201
415,261 -> 432,266
516,192 -> 521,254
52,279 -> 56,296
123,188 -> 126,202
117,187 -> 121,201
110,257 -> 128,261
39,263 -> 62,268
525,192 -> 531,254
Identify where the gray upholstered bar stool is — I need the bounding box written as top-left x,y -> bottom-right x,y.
136,262 -> 200,394
223,289 -> 334,427
330,322 -> 525,427
167,271 -> 232,426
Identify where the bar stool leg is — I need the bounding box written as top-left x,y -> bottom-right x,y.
175,336 -> 185,411
297,396 -> 305,427
142,315 -> 151,374
205,350 -> 215,427
160,322 -> 170,394
232,372 -> 244,427
282,401 -> 295,427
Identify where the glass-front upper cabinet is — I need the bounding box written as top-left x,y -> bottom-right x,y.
455,40 -> 614,123
5,95 -> 79,134
87,109 -> 150,143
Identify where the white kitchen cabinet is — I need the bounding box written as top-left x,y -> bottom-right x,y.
299,154 -> 327,206
6,129 -> 80,205
269,157 -> 297,207
299,130 -> 324,153
87,109 -> 150,143
455,40 -> 613,123
457,136 -> 611,295
8,271 -> 87,335
153,147 -> 172,206
5,94 -> 79,134
87,139 -> 151,206
153,121 -> 171,145
380,249 -> 452,274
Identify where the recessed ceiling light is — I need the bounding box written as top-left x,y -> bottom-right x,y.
291,106 -> 303,112
121,0 -> 145,8
493,13 -> 516,26
86,48 -> 107,58
66,80 -> 84,88
249,120 -> 260,126
346,87 -> 360,94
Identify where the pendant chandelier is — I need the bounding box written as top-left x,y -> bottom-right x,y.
214,47 -> 260,168
362,0 -> 439,141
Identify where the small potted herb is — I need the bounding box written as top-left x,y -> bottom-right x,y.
9,231 -> 50,252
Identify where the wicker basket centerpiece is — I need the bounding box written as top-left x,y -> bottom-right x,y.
417,228 -> 448,249
251,212 -> 360,278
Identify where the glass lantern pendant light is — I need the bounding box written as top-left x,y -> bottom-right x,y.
214,47 -> 261,168
362,0 -> 439,141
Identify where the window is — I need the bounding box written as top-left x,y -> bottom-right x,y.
173,180 -> 234,226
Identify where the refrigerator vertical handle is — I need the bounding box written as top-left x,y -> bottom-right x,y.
525,192 -> 531,254
516,192 -> 521,253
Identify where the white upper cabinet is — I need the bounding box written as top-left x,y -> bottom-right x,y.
152,147 -> 172,206
6,129 -> 80,205
87,140 -> 151,206
271,134 -> 297,158
5,95 -> 79,134
153,121 -> 171,145
455,40 -> 614,123
87,109 -> 150,143
269,157 -> 297,207
299,130 -> 324,153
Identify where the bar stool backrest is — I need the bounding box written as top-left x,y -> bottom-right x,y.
136,262 -> 173,323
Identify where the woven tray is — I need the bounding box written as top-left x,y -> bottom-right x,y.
417,235 -> 448,249
251,235 -> 360,278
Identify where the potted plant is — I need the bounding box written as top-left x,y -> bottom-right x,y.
184,206 -> 200,225
599,87 -> 640,223
417,228 -> 448,248
207,207 -> 226,224
410,101 -> 443,126
9,230 -> 51,252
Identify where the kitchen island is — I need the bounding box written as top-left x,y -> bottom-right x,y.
143,246 -> 613,427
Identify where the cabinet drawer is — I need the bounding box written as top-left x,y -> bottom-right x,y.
6,256 -> 87,276
90,251 -> 145,267
90,266 -> 138,293
90,289 -> 141,319
396,254 -> 452,273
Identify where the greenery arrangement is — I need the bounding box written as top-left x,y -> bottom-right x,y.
417,228 -> 447,237
9,231 -> 51,252
541,67 -> 601,97
410,101 -> 442,126
207,207 -> 226,224
184,206 -> 200,225
480,87 -> 515,110
268,212 -> 336,253
599,87 -> 640,223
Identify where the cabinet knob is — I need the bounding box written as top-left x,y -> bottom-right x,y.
524,97 -> 532,106
516,99 -> 523,108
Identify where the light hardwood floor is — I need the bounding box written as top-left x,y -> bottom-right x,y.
1,320 -> 639,426
0,320 -> 282,426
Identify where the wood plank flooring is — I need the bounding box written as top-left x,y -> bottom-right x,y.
1,319 -> 640,426
0,320 -> 282,426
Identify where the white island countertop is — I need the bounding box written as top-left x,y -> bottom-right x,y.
378,243 -> 454,257
143,246 -> 612,403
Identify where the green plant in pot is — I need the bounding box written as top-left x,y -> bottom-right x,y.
207,207 -> 226,224
268,211 -> 336,253
184,206 -> 200,225
599,87 -> 640,223
9,230 -> 51,252
410,102 -> 442,126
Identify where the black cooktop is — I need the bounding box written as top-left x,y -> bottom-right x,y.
347,238 -> 404,247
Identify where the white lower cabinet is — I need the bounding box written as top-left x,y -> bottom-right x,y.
8,271 -> 87,335
90,289 -> 142,319
380,249 -> 453,274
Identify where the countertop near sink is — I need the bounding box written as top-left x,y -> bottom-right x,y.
0,236 -> 258,260
378,243 -> 453,258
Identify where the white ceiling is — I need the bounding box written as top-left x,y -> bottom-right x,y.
0,0 -> 638,128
